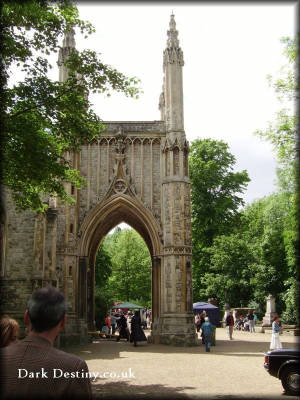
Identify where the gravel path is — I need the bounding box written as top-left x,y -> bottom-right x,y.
65,328 -> 299,399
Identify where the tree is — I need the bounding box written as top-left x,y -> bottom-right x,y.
241,194 -> 290,314
199,234 -> 255,309
255,37 -> 298,193
95,243 -> 112,288
1,0 -> 140,212
254,37 -> 298,324
94,243 -> 113,329
189,138 -> 250,301
105,229 -> 151,305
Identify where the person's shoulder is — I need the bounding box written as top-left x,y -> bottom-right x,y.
51,347 -> 88,367
0,339 -> 25,354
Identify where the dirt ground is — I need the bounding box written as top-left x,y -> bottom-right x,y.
65,328 -> 299,400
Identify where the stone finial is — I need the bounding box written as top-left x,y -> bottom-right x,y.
167,14 -> 179,49
164,14 -> 184,66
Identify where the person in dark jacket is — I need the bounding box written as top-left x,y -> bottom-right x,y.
116,312 -> 129,342
247,310 -> 255,333
225,311 -> 234,340
130,311 -> 147,347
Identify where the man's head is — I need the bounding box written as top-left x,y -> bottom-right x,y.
204,317 -> 209,322
26,286 -> 67,333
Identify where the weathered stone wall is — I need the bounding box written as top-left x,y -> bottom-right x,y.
77,122 -> 165,229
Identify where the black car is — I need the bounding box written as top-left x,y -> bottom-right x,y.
264,348 -> 300,395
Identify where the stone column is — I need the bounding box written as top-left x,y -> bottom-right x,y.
77,257 -> 88,320
160,179 -> 195,345
262,294 -> 277,326
158,14 -> 195,345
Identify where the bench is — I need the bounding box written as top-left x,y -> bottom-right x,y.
88,331 -> 118,340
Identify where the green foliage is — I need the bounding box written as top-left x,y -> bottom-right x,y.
106,229 -> 151,304
197,193 -> 295,318
194,38 -> 299,324
254,37 -> 298,193
94,243 -> 113,328
95,243 -> 112,288
1,0 -> 140,212
189,138 -> 250,301
242,195 -> 290,313
189,138 -> 250,247
199,234 -> 254,309
253,37 -> 298,324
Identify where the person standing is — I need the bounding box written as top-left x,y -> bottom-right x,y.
247,310 -> 255,333
270,315 -> 282,350
195,313 -> 201,333
201,317 -> 215,352
0,286 -> 92,400
130,311 -> 147,347
110,312 -> 117,335
253,312 -> 258,325
105,314 -> 111,334
225,311 -> 234,340
200,311 -> 206,344
116,312 -> 129,342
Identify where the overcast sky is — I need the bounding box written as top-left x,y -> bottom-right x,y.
65,3 -> 295,205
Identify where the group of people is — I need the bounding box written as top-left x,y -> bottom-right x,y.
225,310 -> 283,350
102,308 -> 150,339
101,312 -> 118,335
234,311 -> 257,332
195,311 -> 216,352
0,286 -> 92,399
115,311 -> 147,346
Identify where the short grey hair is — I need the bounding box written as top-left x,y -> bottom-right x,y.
28,286 -> 67,332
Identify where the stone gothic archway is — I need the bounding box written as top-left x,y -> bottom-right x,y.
77,193 -> 163,340
1,14 -> 196,345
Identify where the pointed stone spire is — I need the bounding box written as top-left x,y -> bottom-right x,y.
164,14 -> 184,66
58,27 -> 76,83
167,13 -> 179,49
161,14 -> 185,135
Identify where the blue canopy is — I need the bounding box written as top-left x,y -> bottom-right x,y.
193,302 -> 220,327
193,302 -> 218,310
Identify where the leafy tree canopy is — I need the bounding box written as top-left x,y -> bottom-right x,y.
94,228 -> 151,314
254,37 -> 298,193
189,138 -> 250,248
189,138 -> 250,301
253,37 -> 298,323
1,0 -> 140,212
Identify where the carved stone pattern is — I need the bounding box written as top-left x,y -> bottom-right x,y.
163,48 -> 184,66
113,179 -> 127,194
163,246 -> 192,255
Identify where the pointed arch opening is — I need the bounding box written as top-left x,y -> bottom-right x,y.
77,194 -> 162,330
